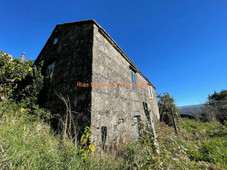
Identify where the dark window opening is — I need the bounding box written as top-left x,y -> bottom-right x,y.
101,126 -> 107,151
46,62 -> 55,83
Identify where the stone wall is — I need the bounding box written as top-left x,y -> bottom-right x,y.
91,24 -> 159,151
35,20 -> 159,149
35,23 -> 93,136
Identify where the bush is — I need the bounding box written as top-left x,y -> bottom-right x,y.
0,52 -> 32,100
202,90 -> 227,124
0,51 -> 43,108
157,92 -> 179,126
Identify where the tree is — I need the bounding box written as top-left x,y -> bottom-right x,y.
202,90 -> 227,124
157,92 -> 179,126
0,51 -> 43,107
0,52 -> 31,100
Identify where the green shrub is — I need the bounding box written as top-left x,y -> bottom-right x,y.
0,52 -> 33,101
0,51 -> 44,108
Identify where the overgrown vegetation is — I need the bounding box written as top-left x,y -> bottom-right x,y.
0,101 -> 120,170
0,51 -> 43,108
157,92 -> 179,126
202,90 -> 227,124
0,52 -> 32,101
1,101 -> 226,169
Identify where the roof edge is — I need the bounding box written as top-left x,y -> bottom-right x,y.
91,20 -> 156,89
36,19 -> 156,89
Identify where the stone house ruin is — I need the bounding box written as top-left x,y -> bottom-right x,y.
35,20 -> 159,151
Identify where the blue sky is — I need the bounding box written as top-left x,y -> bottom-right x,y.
1,0 -> 226,106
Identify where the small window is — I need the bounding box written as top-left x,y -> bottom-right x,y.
101,126 -> 107,151
46,62 -> 55,82
148,86 -> 153,99
53,37 -> 58,45
131,71 -> 137,91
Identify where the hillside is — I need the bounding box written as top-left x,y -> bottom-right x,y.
178,104 -> 204,118
0,101 -> 226,169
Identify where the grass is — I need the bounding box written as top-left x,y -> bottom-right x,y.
180,119 -> 227,168
155,118 -> 227,169
0,102 -> 121,169
0,101 -> 227,169
0,102 -> 75,169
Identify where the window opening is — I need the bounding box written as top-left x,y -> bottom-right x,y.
53,37 -> 58,45
46,62 -> 55,82
101,126 -> 107,151
133,116 -> 141,140
148,86 -> 153,99
131,71 -> 137,91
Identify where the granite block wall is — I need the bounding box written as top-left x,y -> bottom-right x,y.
91,24 -> 159,151
35,22 -> 93,136
35,20 -> 159,150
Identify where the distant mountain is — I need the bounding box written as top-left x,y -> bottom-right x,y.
178,104 -> 204,118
